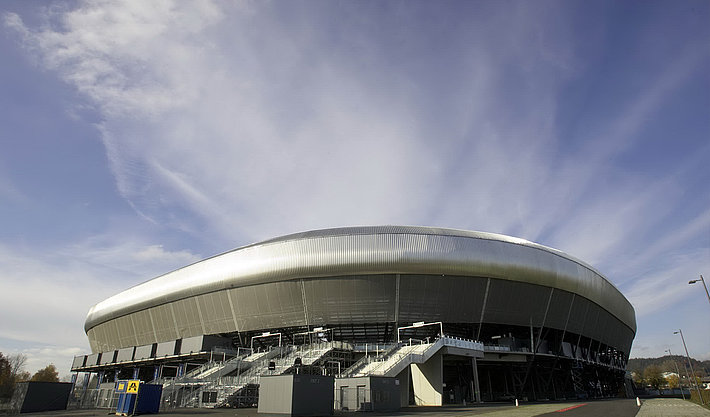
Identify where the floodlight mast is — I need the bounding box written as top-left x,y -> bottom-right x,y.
673,329 -> 704,405
665,348 -> 686,400
688,275 -> 710,306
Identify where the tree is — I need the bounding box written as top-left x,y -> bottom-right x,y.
31,365 -> 59,383
6,354 -> 26,378
631,371 -> 645,387
15,371 -> 30,382
666,374 -> 680,389
644,365 -> 665,389
0,353 -> 12,399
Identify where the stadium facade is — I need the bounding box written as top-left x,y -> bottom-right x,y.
72,226 -> 636,408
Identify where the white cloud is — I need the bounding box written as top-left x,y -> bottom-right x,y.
623,248 -> 710,317
0,237 -> 200,377
3,1 -> 708,362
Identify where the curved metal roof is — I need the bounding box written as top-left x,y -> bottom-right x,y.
85,226 -> 636,333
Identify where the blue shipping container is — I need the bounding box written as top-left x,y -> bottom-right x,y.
114,381 -> 161,415
135,384 -> 162,414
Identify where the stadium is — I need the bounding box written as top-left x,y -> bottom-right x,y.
71,226 -> 636,409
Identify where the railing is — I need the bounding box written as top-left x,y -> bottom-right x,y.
350,336 -> 484,377
164,341 -> 347,409
342,343 -> 401,377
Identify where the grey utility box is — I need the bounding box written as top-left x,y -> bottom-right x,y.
258,374 -> 334,416
335,376 -> 400,412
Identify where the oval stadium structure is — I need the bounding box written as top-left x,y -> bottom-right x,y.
72,226 -> 636,407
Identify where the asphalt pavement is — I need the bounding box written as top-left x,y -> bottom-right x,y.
12,398 -> 710,416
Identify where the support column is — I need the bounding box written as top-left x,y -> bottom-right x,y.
396,366 -> 410,407
132,367 -> 139,379
472,357 -> 481,403
411,352 -> 443,406
70,373 -> 78,396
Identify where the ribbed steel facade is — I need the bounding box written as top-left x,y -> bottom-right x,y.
85,226 -> 636,359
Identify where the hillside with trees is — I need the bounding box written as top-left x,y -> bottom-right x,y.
628,355 -> 709,377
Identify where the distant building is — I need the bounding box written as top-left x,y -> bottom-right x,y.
72,226 -> 636,408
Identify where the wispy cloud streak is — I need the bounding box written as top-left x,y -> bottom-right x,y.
3,1 -> 708,362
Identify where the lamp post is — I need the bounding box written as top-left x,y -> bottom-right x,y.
673,329 -> 704,405
665,349 -> 686,400
688,275 -> 710,306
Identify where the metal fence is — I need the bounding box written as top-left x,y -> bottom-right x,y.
67,387 -> 119,410
335,386 -> 372,411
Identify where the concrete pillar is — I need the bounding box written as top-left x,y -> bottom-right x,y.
411,352 -> 443,406
396,366 -> 411,407
472,357 -> 482,403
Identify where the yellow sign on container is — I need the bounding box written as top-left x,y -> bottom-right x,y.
126,379 -> 140,394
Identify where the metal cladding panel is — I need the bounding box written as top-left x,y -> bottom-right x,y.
545,290 -> 574,330
116,347 -> 134,362
131,310 -> 156,347
483,278 -> 550,327
179,335 -> 231,354
134,344 -> 153,360
99,350 -> 116,364
303,275 -> 395,324
86,329 -> 99,353
180,336 -> 205,354
582,302 -> 602,342
398,275 -> 487,324
115,315 -> 137,348
92,322 -> 116,353
85,227 -> 635,336
149,304 -> 177,342
195,292 -> 234,335
231,281 -> 306,331
156,340 -> 176,357
566,296 -> 592,336
86,353 -> 100,366
71,355 -> 86,369
171,298 -> 203,338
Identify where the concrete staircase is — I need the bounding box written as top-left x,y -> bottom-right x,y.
348,337 -> 484,378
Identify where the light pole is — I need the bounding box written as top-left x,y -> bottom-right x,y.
674,329 -> 704,405
689,275 -> 710,306
665,349 -> 686,400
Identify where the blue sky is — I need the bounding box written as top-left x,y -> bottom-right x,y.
0,0 -> 708,377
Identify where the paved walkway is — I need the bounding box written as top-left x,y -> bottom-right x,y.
637,398 -> 710,416
12,399 -> 710,416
